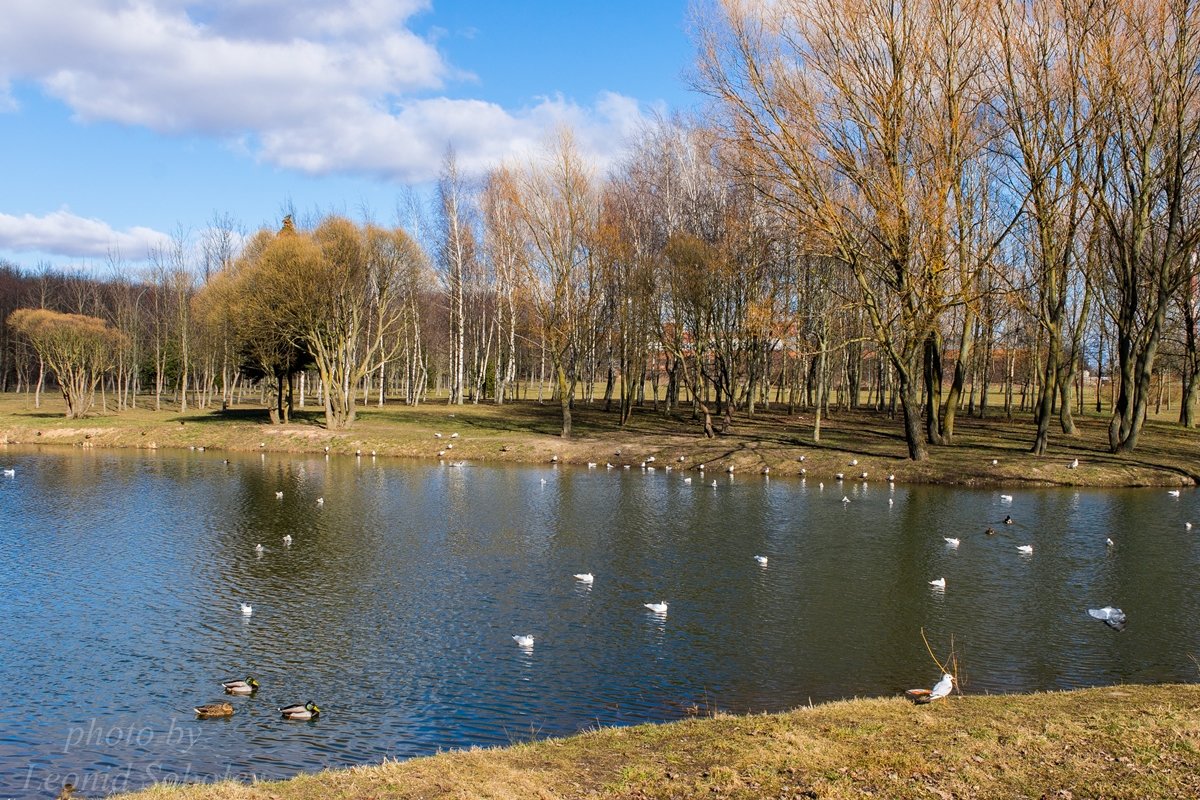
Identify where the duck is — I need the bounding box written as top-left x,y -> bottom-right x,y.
222,676 -> 260,695
280,701 -> 321,720
512,634 -> 535,648
1004,515 -> 1014,525
985,527 -> 997,536
573,572 -> 595,584
644,601 -> 669,615
194,702 -> 234,718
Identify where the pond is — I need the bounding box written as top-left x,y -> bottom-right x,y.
1,446 -> 1198,797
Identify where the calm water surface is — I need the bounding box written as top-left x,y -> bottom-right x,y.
1,446 -> 1198,797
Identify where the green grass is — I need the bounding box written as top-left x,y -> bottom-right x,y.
112,684 -> 1200,800
2,391 -> 1197,486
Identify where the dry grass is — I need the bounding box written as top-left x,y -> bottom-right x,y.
113,684 -> 1200,800
2,391 -> 1197,487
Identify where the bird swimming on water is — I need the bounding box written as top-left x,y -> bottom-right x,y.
1017,544 -> 1033,555
240,603 -> 253,616
1088,606 -> 1127,631
280,701 -> 321,720
929,577 -> 946,589
573,572 -> 594,584
644,601 -> 669,615
194,702 -> 234,718
222,676 -> 260,695
943,537 -> 960,548
512,634 -> 535,648
754,555 -> 768,565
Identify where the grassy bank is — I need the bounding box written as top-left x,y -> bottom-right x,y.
112,684 -> 1200,800
1,392 -> 1197,487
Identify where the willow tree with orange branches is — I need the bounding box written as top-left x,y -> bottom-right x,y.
7,308 -> 127,418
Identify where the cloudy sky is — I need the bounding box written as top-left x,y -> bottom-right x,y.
0,0 -> 698,269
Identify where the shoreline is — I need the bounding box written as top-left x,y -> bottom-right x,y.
1,396 -> 1197,487
110,683 -> 1200,800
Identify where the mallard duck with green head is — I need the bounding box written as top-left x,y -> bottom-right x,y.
222,676 -> 260,695
194,702 -> 234,718
279,700 -> 320,720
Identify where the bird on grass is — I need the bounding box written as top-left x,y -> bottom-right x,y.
222,676 -> 260,695
1088,606 -> 1127,631
1068,458 -> 1079,469
194,702 -> 234,718
906,673 -> 954,705
280,701 -> 321,720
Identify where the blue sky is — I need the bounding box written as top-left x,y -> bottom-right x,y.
0,1 -> 701,270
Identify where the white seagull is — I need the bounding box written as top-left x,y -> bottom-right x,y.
944,537 -> 960,547
512,634 -> 535,648
282,535 -> 293,546
1088,606 -> 1127,631
1187,522 -> 1194,531
929,577 -> 946,589
574,573 -> 594,584
240,603 -> 253,616
1017,544 -> 1034,555
316,497 -> 324,506
254,544 -> 264,554
644,601 -> 669,615
275,491 -> 283,499
1106,537 -> 1114,547
434,433 -> 442,438
1169,489 -> 1181,498
842,495 -> 851,504
1,468 -> 13,477
450,433 -> 459,439
999,494 -> 1013,503
930,673 -> 954,700
1068,458 -> 1079,469
754,555 -> 768,565
684,477 -> 692,484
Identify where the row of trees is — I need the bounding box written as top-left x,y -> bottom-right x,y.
3,0 -> 1200,461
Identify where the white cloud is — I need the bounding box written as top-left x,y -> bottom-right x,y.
0,209 -> 171,259
0,1 -> 657,181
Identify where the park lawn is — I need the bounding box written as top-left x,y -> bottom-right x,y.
113,683 -> 1200,800
1,391 -> 1196,487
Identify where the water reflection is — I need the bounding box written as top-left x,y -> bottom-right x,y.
1,445 -> 1198,798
